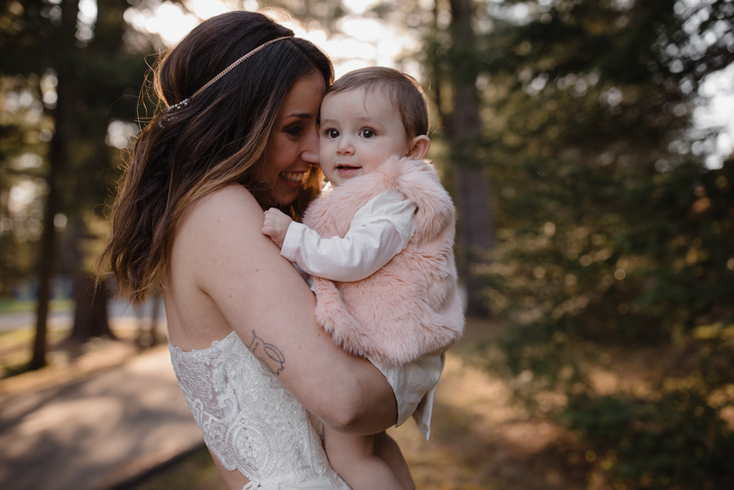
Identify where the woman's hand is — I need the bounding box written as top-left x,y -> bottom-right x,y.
262,207 -> 293,249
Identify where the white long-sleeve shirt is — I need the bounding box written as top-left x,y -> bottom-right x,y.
281,189 -> 416,282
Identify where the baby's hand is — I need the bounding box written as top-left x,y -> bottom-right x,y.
262,208 -> 293,249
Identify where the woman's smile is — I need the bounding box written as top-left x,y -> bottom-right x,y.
257,71 -> 326,205
280,170 -> 307,185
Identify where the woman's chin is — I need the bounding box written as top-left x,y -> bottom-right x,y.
273,189 -> 299,208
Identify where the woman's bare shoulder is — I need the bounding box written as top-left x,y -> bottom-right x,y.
176,184 -> 273,270
186,184 -> 263,223
165,185 -> 265,348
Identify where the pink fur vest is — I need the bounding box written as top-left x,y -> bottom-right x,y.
303,156 -> 465,365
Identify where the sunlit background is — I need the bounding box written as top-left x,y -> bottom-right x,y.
2,1 -> 734,489
5,0 -> 727,262
123,0 -> 423,77
126,0 -> 734,167
133,0 -> 732,164
20,0 -> 734,199
102,0 -> 424,156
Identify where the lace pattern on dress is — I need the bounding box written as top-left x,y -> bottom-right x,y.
169,331 -> 344,490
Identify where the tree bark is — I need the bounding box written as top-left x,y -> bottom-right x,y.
449,0 -> 496,317
137,293 -> 162,348
69,274 -> 115,341
28,136 -> 60,370
28,0 -> 79,370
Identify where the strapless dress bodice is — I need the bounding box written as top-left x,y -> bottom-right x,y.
169,331 -> 348,490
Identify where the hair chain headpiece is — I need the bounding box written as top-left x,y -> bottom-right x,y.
166,35 -> 293,112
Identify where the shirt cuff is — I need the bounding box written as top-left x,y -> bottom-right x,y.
280,221 -> 307,262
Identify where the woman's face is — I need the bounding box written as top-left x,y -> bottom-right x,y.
256,71 -> 326,206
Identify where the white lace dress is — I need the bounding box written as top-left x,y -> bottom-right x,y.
169,331 -> 349,490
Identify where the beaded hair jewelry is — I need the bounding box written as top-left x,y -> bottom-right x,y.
166,35 -> 293,112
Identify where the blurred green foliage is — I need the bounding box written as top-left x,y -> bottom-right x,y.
0,0 -> 155,294
425,0 -> 734,488
366,1 -> 734,485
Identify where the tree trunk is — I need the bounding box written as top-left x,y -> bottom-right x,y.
28,0 -> 79,370
137,293 -> 162,348
28,150 -> 59,370
449,0 -> 496,317
69,274 -> 115,341
456,166 -> 496,317
63,214 -> 115,347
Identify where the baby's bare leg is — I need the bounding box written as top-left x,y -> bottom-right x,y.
323,426 -> 405,490
374,432 -> 416,490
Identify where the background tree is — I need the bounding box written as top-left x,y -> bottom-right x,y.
436,0 -> 497,317
0,0 -> 152,368
0,76 -> 49,297
461,0 -> 734,488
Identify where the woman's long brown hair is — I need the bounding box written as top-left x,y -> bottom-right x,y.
98,11 -> 333,304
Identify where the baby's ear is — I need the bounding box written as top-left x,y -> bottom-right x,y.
406,135 -> 431,160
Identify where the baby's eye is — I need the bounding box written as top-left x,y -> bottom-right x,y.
359,129 -> 375,139
324,128 -> 340,139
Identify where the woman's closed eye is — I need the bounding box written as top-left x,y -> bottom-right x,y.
283,124 -> 305,138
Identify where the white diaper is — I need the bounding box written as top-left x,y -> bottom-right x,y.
369,351 -> 445,440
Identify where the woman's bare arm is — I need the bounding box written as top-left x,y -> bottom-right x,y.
178,185 -> 397,434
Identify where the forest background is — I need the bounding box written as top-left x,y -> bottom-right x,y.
1,0 -> 733,489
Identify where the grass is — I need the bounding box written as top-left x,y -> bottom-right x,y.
0,296 -> 74,314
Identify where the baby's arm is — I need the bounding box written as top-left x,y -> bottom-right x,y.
281,218 -> 404,282
283,189 -> 416,283
261,206 -> 398,281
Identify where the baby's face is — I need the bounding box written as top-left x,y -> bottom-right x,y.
318,87 -> 410,186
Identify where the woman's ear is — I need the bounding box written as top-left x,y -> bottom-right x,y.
406,135 -> 431,160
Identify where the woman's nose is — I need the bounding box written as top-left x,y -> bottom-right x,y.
301,124 -> 320,165
302,149 -> 319,166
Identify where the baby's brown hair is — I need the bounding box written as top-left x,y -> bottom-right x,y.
326,66 -> 429,139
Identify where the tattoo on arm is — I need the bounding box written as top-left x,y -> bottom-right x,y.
247,330 -> 286,375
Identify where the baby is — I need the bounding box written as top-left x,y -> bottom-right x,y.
263,66 -> 464,490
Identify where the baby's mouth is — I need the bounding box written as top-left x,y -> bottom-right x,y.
280,171 -> 305,183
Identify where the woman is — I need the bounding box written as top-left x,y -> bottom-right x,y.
100,10 -> 439,490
